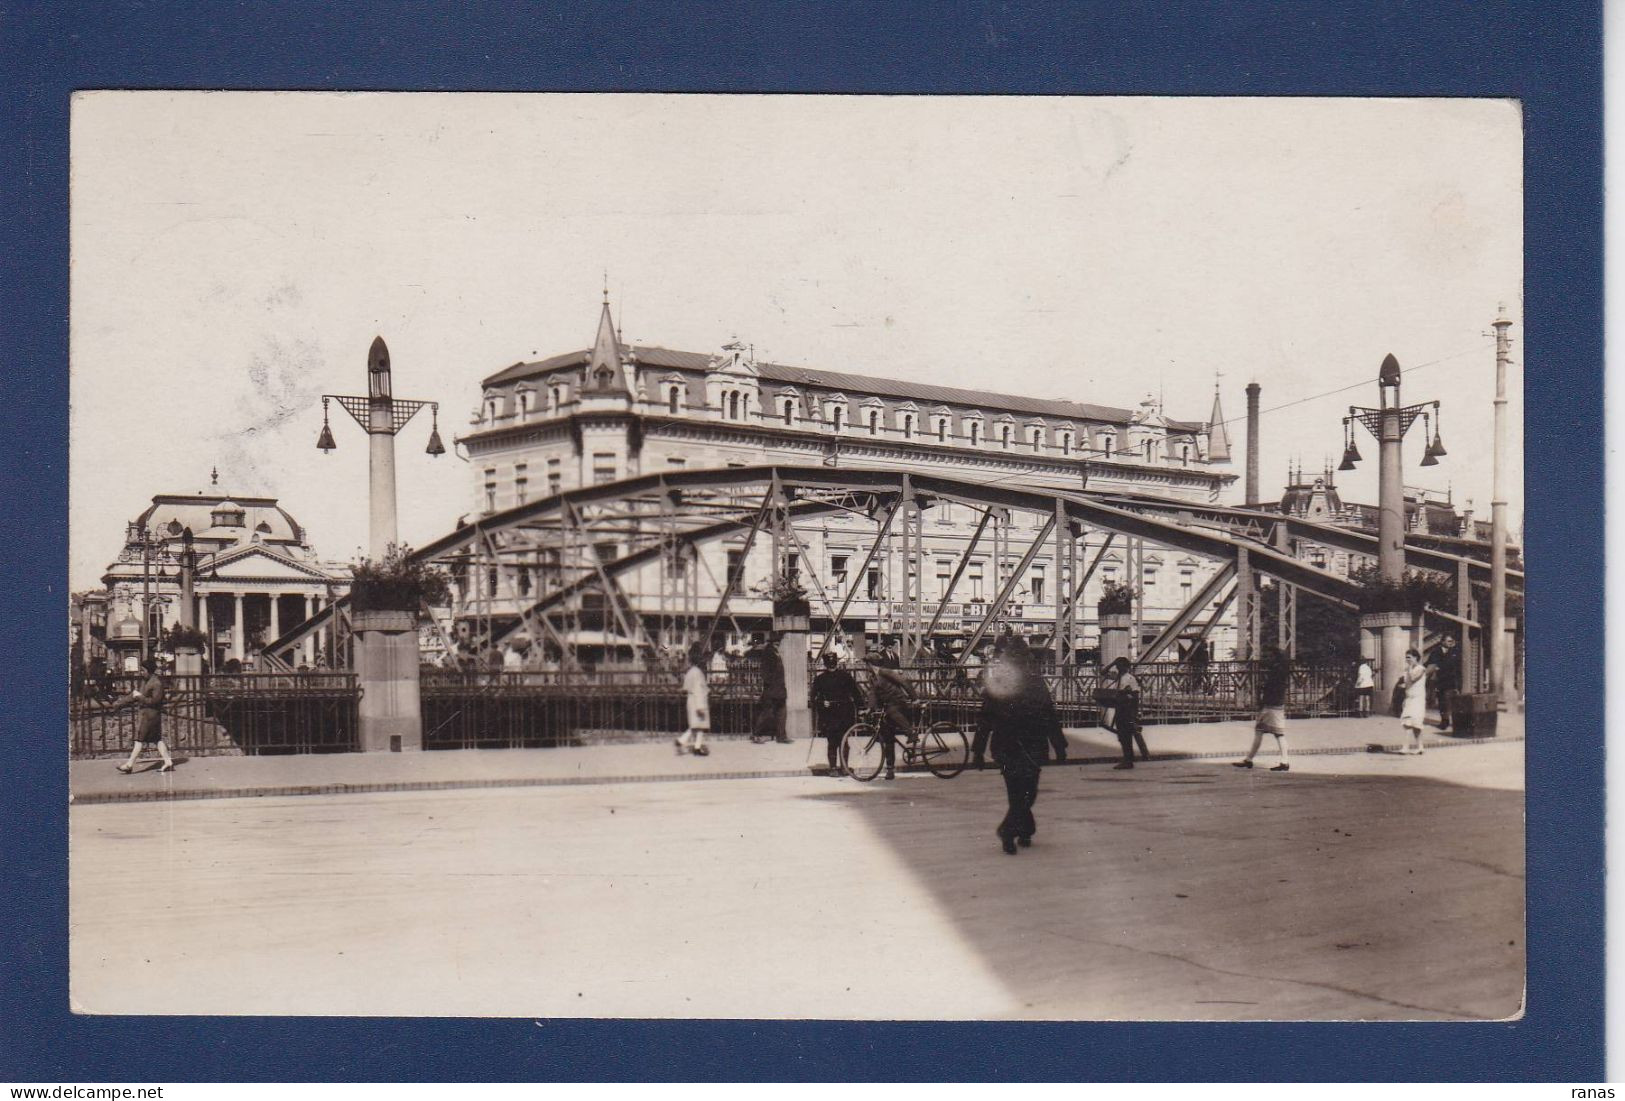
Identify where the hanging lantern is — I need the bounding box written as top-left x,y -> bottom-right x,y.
1337,417 -> 1360,471
1427,401 -> 1447,458
316,398 -> 337,453
425,404 -> 446,456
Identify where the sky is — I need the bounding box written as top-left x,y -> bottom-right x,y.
69,93 -> 1523,591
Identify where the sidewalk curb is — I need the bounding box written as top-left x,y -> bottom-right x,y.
69,735 -> 1521,806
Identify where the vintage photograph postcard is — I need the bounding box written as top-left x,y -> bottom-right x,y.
67,92 -> 1523,1020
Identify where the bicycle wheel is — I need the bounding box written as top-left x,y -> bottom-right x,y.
920,722 -> 969,779
843,723 -> 885,782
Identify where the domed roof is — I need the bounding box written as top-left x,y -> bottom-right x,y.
135,493 -> 306,548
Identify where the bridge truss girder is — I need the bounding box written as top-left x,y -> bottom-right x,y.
263,464 -> 1383,671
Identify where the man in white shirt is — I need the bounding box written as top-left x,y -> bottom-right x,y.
1355,658 -> 1375,716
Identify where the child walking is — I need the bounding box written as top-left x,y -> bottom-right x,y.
675,644 -> 712,757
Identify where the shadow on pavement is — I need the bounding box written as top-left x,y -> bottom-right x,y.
800,761 -> 1524,1021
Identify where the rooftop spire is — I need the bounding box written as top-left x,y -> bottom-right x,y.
1205,376 -> 1232,464
586,293 -> 627,394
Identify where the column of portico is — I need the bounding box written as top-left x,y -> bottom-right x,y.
233,592 -> 245,662
269,594 -> 281,649
303,594 -> 316,665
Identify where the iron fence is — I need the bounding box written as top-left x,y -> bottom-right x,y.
70,673 -> 360,758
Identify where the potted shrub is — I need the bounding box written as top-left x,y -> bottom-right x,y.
162,624 -> 208,654
348,545 -> 452,632
764,572 -> 811,631
1097,580 -> 1137,621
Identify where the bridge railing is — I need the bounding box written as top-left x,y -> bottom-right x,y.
70,673 -> 361,759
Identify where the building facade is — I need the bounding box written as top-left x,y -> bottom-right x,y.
457,302 -> 1240,660
97,482 -> 351,670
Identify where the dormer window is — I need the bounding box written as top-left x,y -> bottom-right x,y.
782,397 -> 795,425
728,392 -> 741,420
518,389 -> 534,417
549,383 -> 565,411
1059,430 -> 1073,456
1102,435 -> 1116,457
1181,443 -> 1191,467
868,409 -> 880,436
484,395 -> 500,423
969,422 -> 981,447
1143,439 -> 1154,462
1028,425 -> 1045,453
832,406 -> 845,433
594,366 -> 614,389
1000,424 -> 1012,450
900,413 -> 915,440
936,416 -> 949,442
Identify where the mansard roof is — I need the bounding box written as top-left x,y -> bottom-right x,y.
483,342 -> 1208,428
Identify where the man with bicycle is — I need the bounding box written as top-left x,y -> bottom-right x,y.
864,645 -> 915,781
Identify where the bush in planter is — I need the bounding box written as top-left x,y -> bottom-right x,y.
1097,581 -> 1138,617
162,624 -> 208,652
349,544 -> 453,616
1348,564 -> 1452,615
757,571 -> 809,612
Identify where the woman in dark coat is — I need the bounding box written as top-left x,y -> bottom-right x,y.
971,639 -> 1068,854
116,656 -> 174,774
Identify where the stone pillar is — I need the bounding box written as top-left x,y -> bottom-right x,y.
1098,612 -> 1131,670
775,599 -> 812,741
269,594 -> 280,645
353,609 -> 423,751
1362,610 -> 1414,706
303,594 -> 316,666
232,592 -> 245,662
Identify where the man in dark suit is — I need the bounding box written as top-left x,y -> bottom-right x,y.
972,638 -> 1069,854
750,633 -> 790,744
811,650 -> 864,775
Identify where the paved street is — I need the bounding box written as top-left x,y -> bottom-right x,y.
70,726 -> 1523,1021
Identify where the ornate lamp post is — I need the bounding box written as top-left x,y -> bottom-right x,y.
315,336 -> 444,752
118,523 -> 179,663
316,336 -> 445,559
1338,353 -> 1447,701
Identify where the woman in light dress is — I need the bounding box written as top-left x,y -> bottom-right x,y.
1399,647 -> 1429,754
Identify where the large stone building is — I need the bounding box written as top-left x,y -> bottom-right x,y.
457,301 -> 1240,659
96,477 -> 350,670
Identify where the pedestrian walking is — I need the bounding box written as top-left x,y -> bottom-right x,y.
675,644 -> 712,757
1355,657 -> 1375,716
1235,646 -> 1292,772
1399,647 -> 1429,754
115,657 -> 175,774
1429,636 -> 1460,731
864,649 -> 915,780
1099,656 -> 1147,769
810,650 -> 864,776
971,639 -> 1068,854
749,634 -> 790,744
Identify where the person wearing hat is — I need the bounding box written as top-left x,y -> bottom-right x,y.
972,638 -> 1068,854
115,656 -> 175,774
811,650 -> 864,775
749,633 -> 791,744
864,649 -> 915,780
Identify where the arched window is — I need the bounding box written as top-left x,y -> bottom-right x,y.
1180,443 -> 1191,467
832,407 -> 845,433
668,386 -> 681,415
901,413 -> 915,439
594,366 -> 614,389
783,398 -> 794,425
936,417 -> 949,442
1030,427 -> 1043,453
484,397 -> 499,423
1103,435 -> 1116,457
868,410 -> 880,435
1000,424 -> 1012,450
1060,432 -> 1072,456
728,392 -> 740,420
519,390 -> 533,417
1143,439 -> 1153,461
969,422 -> 981,446
550,384 -> 563,411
